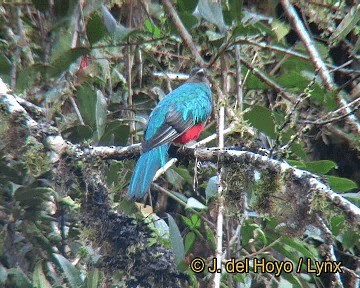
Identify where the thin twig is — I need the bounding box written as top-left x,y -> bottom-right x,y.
280,0 -> 360,135
152,183 -> 215,228
239,57 -> 297,103
315,214 -> 344,288
300,97 -> 360,125
280,0 -> 334,90
213,59 -> 226,288
161,0 -> 206,67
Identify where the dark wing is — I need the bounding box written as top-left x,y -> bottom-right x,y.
142,108 -> 194,152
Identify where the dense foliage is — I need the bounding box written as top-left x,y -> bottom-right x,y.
0,0 -> 359,287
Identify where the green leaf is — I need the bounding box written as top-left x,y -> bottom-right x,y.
178,12 -> 199,30
77,84 -> 97,129
184,232 -> 196,254
16,64 -> 47,92
0,54 -> 11,75
341,229 -> 360,250
0,264 -> 8,285
172,167 -> 193,184
178,0 -> 198,12
53,253 -> 83,288
330,215 -> 345,236
287,160 -> 306,169
32,0 -> 49,12
327,176 -> 358,192
329,4 -> 360,46
244,105 -> 276,138
167,214 -> 185,265
271,20 -> 290,41
7,268 -> 32,288
33,262 -> 52,288
186,197 -> 207,210
62,125 -> 93,143
195,0 -> 226,33
15,187 -> 55,207
95,90 -> 107,141
144,19 -> 161,37
86,12 -> 108,45
98,120 -> 130,146
49,47 -> 90,78
228,0 -> 243,24
303,160 -> 337,174
205,176 -> 218,202
87,269 -> 102,288
101,5 -> 133,40
101,5 -> 117,34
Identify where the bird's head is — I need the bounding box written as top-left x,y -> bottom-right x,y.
187,68 -> 210,86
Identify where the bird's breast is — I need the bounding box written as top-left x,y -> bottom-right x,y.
173,123 -> 206,144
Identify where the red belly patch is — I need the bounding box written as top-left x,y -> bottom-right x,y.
174,123 -> 205,144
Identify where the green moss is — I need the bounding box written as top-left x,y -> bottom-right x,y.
24,136 -> 50,177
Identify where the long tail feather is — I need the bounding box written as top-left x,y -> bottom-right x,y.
128,145 -> 168,198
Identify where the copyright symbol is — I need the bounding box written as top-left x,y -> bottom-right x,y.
190,257 -> 205,273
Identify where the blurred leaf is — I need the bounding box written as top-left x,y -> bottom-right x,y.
151,215 -> 170,239
330,215 -> 345,236
101,5 -> 133,40
7,268 -> 32,288
0,264 -> 7,285
178,12 -> 199,30
32,0 -> 49,12
15,187 -> 55,208
101,5 -> 117,34
178,0 -> 198,12
194,0 -> 226,33
329,5 -> 360,46
167,214 -> 185,265
98,120 -> 130,146
0,55 -> 11,75
95,90 -> 107,141
243,68 -> 268,89
204,224 -> 216,250
186,198 -> 207,210
303,160 -> 337,174
87,269 -> 103,288
49,47 -> 90,78
77,84 -> 97,129
341,229 -> 360,250
205,176 -> 218,202
16,64 -> 47,92
172,167 -> 193,184
343,193 -> 360,206
172,191 -> 189,203
86,12 -> 108,45
165,169 -> 184,191
271,20 -> 290,41
184,231 -> 196,254
228,0 -> 243,24
244,105 -> 276,138
54,0 -> 74,18
62,125 -> 93,143
53,253 -> 83,288
327,176 -> 358,192
144,19 -> 161,37
206,31 -> 224,42
33,262 -> 52,288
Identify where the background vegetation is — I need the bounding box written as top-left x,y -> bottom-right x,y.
0,0 -> 359,287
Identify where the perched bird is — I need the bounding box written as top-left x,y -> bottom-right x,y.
128,68 -> 212,198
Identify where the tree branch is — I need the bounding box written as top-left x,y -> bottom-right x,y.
280,0 -> 360,135
161,0 -> 206,67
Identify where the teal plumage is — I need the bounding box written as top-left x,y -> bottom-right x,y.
128,69 -> 212,198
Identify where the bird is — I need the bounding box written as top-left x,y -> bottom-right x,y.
128,68 -> 212,199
